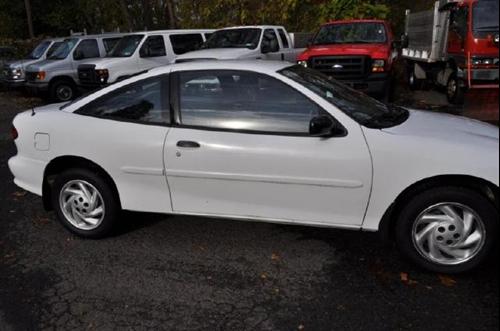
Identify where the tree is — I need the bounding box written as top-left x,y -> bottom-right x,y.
24,0 -> 35,38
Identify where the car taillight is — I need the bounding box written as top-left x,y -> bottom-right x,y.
11,126 -> 18,140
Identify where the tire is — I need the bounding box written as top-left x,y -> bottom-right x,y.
446,74 -> 465,105
395,187 -> 498,274
52,168 -> 120,239
407,63 -> 424,91
50,79 -> 77,103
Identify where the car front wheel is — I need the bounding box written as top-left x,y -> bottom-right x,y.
396,187 -> 498,273
52,168 -> 120,239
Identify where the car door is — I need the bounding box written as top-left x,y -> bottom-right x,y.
138,35 -> 169,71
74,74 -> 172,213
164,69 -> 372,227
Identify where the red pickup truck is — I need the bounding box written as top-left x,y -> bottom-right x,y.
297,19 -> 396,99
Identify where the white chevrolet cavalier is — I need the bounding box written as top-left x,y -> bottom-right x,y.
9,61 -> 499,273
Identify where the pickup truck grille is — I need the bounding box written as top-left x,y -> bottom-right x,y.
78,65 -> 97,85
310,56 -> 370,80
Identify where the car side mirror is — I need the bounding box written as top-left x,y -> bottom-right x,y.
309,115 -> 344,138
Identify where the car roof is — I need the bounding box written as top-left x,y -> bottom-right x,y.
64,33 -> 127,40
220,25 -> 286,30
121,29 -> 215,36
324,19 -> 388,25
148,60 -> 293,76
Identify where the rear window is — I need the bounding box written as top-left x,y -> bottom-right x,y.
278,29 -> 290,48
103,38 -> 122,53
169,34 -> 204,55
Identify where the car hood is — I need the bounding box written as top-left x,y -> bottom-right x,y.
298,44 -> 390,60
5,59 -> 40,70
176,48 -> 256,61
26,59 -> 63,72
382,109 -> 499,142
78,57 -> 129,70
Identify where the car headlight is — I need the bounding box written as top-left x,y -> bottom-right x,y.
372,59 -> 385,72
471,58 -> 499,66
297,60 -> 308,68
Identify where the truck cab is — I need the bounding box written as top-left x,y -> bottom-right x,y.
25,34 -> 124,102
175,26 -> 305,63
297,20 -> 396,99
77,30 -> 214,89
2,38 -> 64,88
402,0 -> 499,105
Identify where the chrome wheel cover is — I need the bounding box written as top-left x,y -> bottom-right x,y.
412,203 -> 486,266
56,85 -> 73,101
59,180 -> 105,231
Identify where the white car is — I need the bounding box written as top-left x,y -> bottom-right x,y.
9,60 -> 499,273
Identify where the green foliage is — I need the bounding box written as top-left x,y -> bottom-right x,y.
0,0 -> 437,40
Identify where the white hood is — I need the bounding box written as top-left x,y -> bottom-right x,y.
176,48 -> 258,61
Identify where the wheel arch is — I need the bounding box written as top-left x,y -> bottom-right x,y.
42,155 -> 121,211
48,75 -> 77,88
378,174 -> 499,242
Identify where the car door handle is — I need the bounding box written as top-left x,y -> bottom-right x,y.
177,141 -> 200,148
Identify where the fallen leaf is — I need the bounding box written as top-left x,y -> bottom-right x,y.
260,273 -> 268,280
271,253 -> 281,262
33,217 -> 50,226
438,275 -> 457,287
298,325 -> 305,330
12,191 -> 27,198
400,272 -> 418,286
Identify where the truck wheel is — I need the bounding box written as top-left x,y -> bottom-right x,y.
50,79 -> 77,103
52,168 -> 120,239
395,187 -> 498,274
446,74 -> 465,105
407,63 -> 424,91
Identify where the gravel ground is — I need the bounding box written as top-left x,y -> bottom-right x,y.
0,89 -> 498,331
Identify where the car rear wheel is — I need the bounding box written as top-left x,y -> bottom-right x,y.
52,168 -> 120,239
396,187 -> 497,273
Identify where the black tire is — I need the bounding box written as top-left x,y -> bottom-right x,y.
51,168 -> 120,239
395,187 -> 498,274
446,74 -> 465,105
407,63 -> 424,91
50,79 -> 77,103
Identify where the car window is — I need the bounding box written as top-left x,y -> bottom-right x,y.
76,76 -> 169,125
140,36 -> 166,58
278,29 -> 290,48
74,39 -> 100,60
178,70 -> 324,134
262,29 -> 280,53
103,38 -> 122,53
46,42 -> 62,58
169,34 -> 204,55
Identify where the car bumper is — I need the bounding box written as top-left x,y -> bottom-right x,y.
1,79 -> 26,88
340,73 -> 390,95
8,155 -> 46,197
26,81 -> 49,93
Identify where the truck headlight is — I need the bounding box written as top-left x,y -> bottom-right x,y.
372,60 -> 385,73
297,60 -> 308,68
95,69 -> 109,84
10,68 -> 23,79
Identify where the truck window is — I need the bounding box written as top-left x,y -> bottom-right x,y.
108,35 -> 144,58
473,0 -> 499,36
140,36 -> 166,58
27,41 -> 51,60
450,7 -> 468,40
262,29 -> 280,53
204,29 -> 261,50
313,23 -> 387,45
48,38 -> 79,60
278,29 -> 290,48
46,42 -> 62,58
103,38 -> 122,53
169,34 -> 204,55
74,39 -> 100,60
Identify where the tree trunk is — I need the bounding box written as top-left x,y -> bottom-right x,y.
119,0 -> 133,31
165,0 -> 177,29
24,0 -> 34,39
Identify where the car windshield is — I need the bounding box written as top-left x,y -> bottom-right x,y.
473,0 -> 499,33
48,38 -> 79,60
27,41 -> 51,60
108,35 -> 144,57
279,65 -> 409,129
313,23 -> 387,45
203,28 -> 262,49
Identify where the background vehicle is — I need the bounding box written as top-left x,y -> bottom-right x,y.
1,38 -> 64,88
297,19 -> 397,100
8,61 -> 499,273
25,33 -> 124,102
77,30 -> 214,89
175,26 -> 305,63
0,46 -> 16,76
402,0 -> 499,120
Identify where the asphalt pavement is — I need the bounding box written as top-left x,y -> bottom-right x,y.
0,90 -> 498,331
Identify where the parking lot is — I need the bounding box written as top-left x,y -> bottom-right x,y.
0,89 -> 498,331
